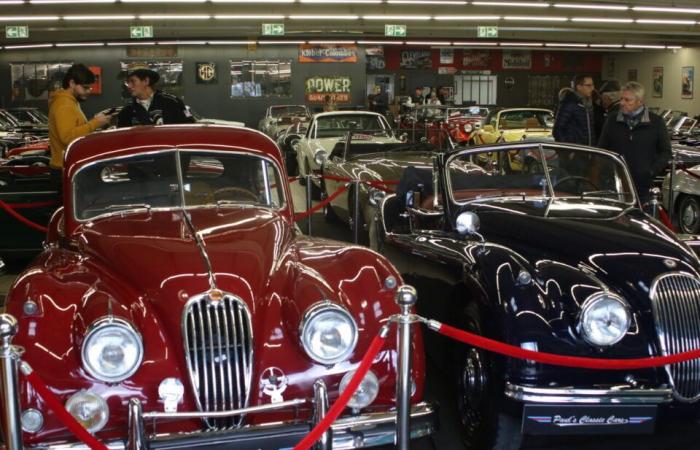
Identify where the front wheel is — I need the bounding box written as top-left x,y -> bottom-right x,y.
679,195 -> 700,234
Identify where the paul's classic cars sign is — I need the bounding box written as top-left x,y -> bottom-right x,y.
299,44 -> 358,63
304,76 -> 351,102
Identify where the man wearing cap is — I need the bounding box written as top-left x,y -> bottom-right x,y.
117,67 -> 195,127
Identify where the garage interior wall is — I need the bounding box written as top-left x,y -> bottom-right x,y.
0,46 -> 368,125
603,49 -> 700,115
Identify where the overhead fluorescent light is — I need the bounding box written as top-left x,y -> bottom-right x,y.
434,15 -> 500,20
504,16 -> 567,21
625,44 -> 666,49
156,40 -> 207,45
123,0 -> 205,2
589,43 -> 622,48
56,42 -> 106,46
571,17 -> 633,23
31,0 -> 115,3
545,42 -> 587,47
257,40 -> 306,44
356,40 -> 405,44
307,40 -> 357,44
5,43 -> 54,49
363,15 -> 431,20
289,15 -> 358,19
207,40 -> 255,44
500,42 -> 543,46
214,14 -> 285,19
388,0 -> 467,4
636,19 -> 696,25
667,45 -> 683,49
406,40 -> 450,46
452,41 -> 498,45
107,41 -> 156,45
302,0 -> 381,2
64,15 -> 136,20
0,15 -> 59,20
0,1 -> 25,4
472,1 -> 549,6
554,3 -> 628,10
212,0 -> 293,2
138,14 -> 211,19
632,6 -> 700,14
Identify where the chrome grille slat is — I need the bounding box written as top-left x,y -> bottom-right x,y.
183,293 -> 253,429
650,272 -> 700,402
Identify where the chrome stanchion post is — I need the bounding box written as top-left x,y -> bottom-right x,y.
0,314 -> 22,450
668,154 -> 676,224
312,380 -> 331,450
395,285 -> 417,450
306,174 -> 313,236
353,180 -> 361,244
649,187 -> 661,220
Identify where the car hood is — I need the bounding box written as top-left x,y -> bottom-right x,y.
347,150 -> 435,182
78,207 -> 291,317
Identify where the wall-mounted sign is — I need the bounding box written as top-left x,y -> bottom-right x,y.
477,26 -> 498,38
130,26 -> 153,39
438,67 -> 457,75
440,48 -> 454,64
196,62 -> 217,84
88,66 -> 102,94
400,49 -> 432,69
262,23 -> 284,36
299,44 -> 357,63
6,26 -> 28,39
462,50 -> 491,68
305,76 -> 351,103
502,50 -> 531,69
385,24 -> 407,37
652,66 -> 663,98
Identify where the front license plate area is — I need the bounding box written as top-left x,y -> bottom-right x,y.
522,404 -> 657,435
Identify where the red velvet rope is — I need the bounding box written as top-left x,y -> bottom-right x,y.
23,369 -> 109,450
658,206 -> 676,232
681,167 -> 700,181
436,322 -> 700,370
293,331 -> 388,450
293,184 -> 348,222
0,199 -> 49,233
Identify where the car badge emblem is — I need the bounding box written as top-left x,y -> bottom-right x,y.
261,367 -> 287,403
207,289 -> 224,305
663,258 -> 678,269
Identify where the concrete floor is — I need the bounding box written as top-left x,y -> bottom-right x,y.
2,183 -> 700,449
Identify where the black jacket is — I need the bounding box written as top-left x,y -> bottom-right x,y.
598,108 -> 671,200
553,88 -> 596,146
117,90 -> 195,127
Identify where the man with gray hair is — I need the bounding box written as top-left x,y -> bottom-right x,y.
598,81 -> 671,204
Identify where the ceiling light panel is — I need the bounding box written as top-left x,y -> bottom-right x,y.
138,14 -> 211,19
0,15 -> 59,20
553,3 -> 628,10
356,40 -> 405,44
434,15 -> 500,20
545,42 -> 587,47
257,40 -> 307,44
301,0 -> 381,3
405,40 -> 450,45
55,42 -> 106,46
307,40 -> 357,43
589,43 -> 622,47
571,17 -> 633,23
107,41 -> 156,45
504,15 -> 567,21
500,42 -> 543,46
5,43 -> 54,49
452,41 -> 498,45
632,6 -> 700,14
31,0 -> 115,3
472,1 -> 549,7
211,0 -> 294,2
363,15 -> 431,20
207,40 -> 255,44
64,15 -> 136,20
388,0 -> 467,4
289,15 -> 358,19
625,44 -> 666,49
635,19 -> 696,25
214,14 -> 285,19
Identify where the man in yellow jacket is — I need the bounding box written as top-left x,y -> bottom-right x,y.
48,64 -> 113,192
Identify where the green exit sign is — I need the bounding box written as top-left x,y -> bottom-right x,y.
477,26 -> 498,38
130,26 -> 153,39
262,23 -> 284,36
385,24 -> 407,37
5,26 -> 28,39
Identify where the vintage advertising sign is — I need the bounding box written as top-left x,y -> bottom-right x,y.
463,50 -> 491,68
523,405 -> 657,435
196,62 -> 217,84
400,49 -> 432,69
502,50 -> 532,69
305,76 -> 351,103
299,44 -> 358,63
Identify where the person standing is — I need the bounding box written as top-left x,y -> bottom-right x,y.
553,74 -> 597,146
598,82 -> 671,204
599,80 -> 622,120
372,86 -> 389,116
117,67 -> 195,127
48,63 -> 113,192
410,86 -> 424,106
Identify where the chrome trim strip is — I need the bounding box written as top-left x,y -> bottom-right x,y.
505,382 -> 673,404
143,398 -> 307,419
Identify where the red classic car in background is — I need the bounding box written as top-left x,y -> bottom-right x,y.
399,105 -> 489,148
1,124 -> 436,449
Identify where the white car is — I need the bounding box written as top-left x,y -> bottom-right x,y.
295,111 -> 400,185
187,107 -> 245,127
258,105 -> 311,138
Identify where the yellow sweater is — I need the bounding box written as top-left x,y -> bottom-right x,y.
48,89 -> 100,168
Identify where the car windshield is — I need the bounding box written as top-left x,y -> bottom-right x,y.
342,137 -> 431,158
271,106 -> 308,118
315,114 -> 391,138
447,145 -> 636,205
447,107 -> 488,118
497,110 -> 553,130
7,109 -> 46,125
74,150 -> 285,220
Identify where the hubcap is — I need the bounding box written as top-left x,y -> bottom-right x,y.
682,203 -> 699,231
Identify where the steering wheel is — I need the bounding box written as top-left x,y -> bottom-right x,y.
212,187 -> 259,202
553,176 -> 599,193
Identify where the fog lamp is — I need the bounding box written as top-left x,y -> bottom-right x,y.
21,408 -> 43,433
65,390 -> 109,433
339,369 -> 379,410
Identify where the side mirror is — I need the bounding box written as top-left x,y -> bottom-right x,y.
456,211 -> 480,236
481,125 -> 494,133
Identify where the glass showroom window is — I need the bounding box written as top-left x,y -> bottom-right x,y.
230,60 -> 292,98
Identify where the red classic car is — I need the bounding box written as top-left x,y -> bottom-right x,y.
399,105 -> 489,147
1,125 -> 436,449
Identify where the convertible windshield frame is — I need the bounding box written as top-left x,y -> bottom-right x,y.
444,142 -> 638,207
312,113 -> 393,139
72,148 -> 287,222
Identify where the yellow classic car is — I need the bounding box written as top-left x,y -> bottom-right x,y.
473,108 -> 554,145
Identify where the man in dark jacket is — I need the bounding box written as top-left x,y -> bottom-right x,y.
553,74 -> 597,146
117,67 -> 195,127
598,81 -> 671,204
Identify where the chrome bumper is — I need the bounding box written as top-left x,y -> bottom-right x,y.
505,382 -> 673,405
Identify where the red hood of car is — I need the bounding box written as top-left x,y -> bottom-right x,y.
78,207 -> 292,318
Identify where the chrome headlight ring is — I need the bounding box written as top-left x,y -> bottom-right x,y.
368,187 -> 386,206
577,292 -> 631,347
299,301 -> 359,366
81,317 -> 144,383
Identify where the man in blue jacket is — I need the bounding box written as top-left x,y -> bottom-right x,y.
553,74 -> 597,146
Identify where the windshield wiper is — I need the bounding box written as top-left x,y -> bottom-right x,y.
580,190 -> 629,198
103,203 -> 152,211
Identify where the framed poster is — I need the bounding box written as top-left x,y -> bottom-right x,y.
440,48 -> 454,64
400,50 -> 432,69
627,68 -> 637,82
502,51 -> 531,69
462,50 -> 491,68
652,66 -> 663,98
682,66 -> 694,99
304,76 -> 351,103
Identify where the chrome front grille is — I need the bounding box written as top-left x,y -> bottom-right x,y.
650,272 -> 700,402
182,293 -> 253,428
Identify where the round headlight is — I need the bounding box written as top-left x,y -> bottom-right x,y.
368,188 -> 386,206
463,123 -> 473,133
578,293 -> 631,347
314,150 -> 327,166
65,391 -> 109,433
300,302 -> 358,365
339,369 -> 379,410
82,318 -> 143,382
